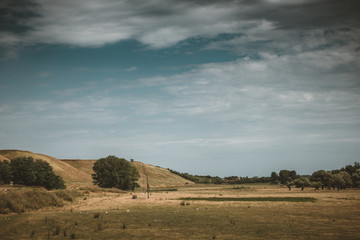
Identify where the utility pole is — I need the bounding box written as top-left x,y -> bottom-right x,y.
142,165 -> 150,199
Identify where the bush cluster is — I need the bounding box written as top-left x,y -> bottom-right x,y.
270,162 -> 360,191
0,157 -> 65,190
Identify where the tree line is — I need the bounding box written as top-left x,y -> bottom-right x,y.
167,169 -> 224,184
168,169 -> 270,184
270,162 -> 360,191
0,157 -> 65,190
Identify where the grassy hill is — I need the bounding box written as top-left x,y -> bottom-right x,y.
131,161 -> 193,188
0,154 -> 10,161
0,150 -> 92,185
63,159 -> 194,188
0,150 -> 193,188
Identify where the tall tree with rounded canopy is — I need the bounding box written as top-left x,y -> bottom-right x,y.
92,156 -> 140,190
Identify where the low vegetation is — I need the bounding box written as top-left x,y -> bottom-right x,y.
0,189 -> 80,214
167,169 -> 224,184
149,188 -> 177,192
0,184 -> 359,240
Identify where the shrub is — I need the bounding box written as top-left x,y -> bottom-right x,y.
0,189 -> 66,213
0,160 -> 13,184
54,190 -> 82,202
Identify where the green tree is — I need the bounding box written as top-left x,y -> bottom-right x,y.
33,160 -> 65,190
270,172 -> 279,184
10,157 -> 36,185
338,171 -> 352,189
310,170 -> 327,189
0,160 -> 13,184
352,169 -> 360,189
8,157 -> 65,189
292,177 -> 311,191
92,156 -> 140,190
279,170 -> 297,184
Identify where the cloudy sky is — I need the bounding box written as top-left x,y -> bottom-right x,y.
1,0 -> 359,177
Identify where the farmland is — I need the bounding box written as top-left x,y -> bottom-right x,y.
1,184 -> 359,239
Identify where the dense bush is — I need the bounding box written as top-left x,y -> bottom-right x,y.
92,155 -> 140,190
0,157 -> 65,190
0,160 -> 13,184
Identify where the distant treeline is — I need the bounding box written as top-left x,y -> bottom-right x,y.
168,162 -> 360,189
167,169 -> 270,184
167,169 -> 224,184
223,176 -> 271,184
270,162 -> 360,191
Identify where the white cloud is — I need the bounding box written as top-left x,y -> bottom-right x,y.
124,67 -> 138,72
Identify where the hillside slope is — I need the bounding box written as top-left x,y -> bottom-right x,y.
132,161 -> 193,188
0,150 -> 193,188
63,159 -> 193,188
0,154 -> 10,161
0,150 -> 92,184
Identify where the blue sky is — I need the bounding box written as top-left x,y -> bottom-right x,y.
1,0 -> 360,177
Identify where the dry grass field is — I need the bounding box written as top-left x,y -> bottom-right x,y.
1,184 -> 359,240
1,151 -> 359,239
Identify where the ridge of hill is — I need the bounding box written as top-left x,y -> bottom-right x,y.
0,150 -> 92,184
0,150 -> 193,188
62,159 -> 194,188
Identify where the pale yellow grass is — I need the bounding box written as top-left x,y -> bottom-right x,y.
0,184 -> 359,239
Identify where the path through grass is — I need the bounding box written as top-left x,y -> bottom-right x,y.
179,197 -> 316,202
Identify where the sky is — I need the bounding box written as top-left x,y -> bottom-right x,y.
0,0 -> 360,177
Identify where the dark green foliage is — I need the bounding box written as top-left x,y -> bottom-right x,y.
279,170 -> 298,184
0,160 -> 13,184
310,170 -> 329,189
7,157 -> 65,189
270,172 -> 279,184
150,188 -> 177,192
271,162 -> 360,191
168,169 -> 271,184
224,175 -> 271,184
168,169 -> 225,184
292,177 -> 311,191
10,157 -> 36,185
341,162 -> 360,188
92,156 -> 140,190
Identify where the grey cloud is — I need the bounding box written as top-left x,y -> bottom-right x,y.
1,0 -> 357,49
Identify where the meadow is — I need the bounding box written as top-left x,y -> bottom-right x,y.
1,184 -> 359,240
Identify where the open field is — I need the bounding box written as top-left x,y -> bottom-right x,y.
1,184 -> 360,239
